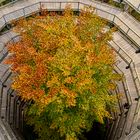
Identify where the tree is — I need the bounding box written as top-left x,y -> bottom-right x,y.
5,6 -> 121,140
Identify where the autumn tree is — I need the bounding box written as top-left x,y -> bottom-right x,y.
6,7 -> 121,140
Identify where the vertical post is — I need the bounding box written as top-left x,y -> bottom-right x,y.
40,1 -> 42,10
126,62 -> 131,69
13,96 -> 17,128
40,1 -> 43,16
138,4 -> 140,9
18,102 -> 22,130
0,81 -> 3,116
126,28 -> 130,34
3,14 -> 11,30
124,3 -> 129,12
95,8 -> 97,14
8,94 -> 12,124
20,109 -> 24,132
23,8 -> 25,18
60,2 -> 62,11
10,91 -> 14,126
78,2 -> 80,11
19,101 -> 25,132
113,15 -> 115,23
21,109 -> 24,132
135,49 -> 140,53
3,15 -> 6,26
0,80 -> 7,88
11,37 -> 15,43
38,2 -> 42,16
118,47 -> 121,53
5,89 -> 9,122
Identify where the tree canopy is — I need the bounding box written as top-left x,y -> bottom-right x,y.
6,7 -> 121,140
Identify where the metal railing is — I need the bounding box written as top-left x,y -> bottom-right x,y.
0,33 -> 133,139
0,32 -> 19,63
127,128 -> 140,140
124,0 -> 140,11
6,88 -> 26,137
0,1 -> 140,139
108,65 -> 131,140
114,65 -> 132,105
0,29 -> 136,140
0,34 -> 24,139
108,38 -> 140,136
0,0 -> 19,9
111,49 -> 134,138
0,1 -> 139,48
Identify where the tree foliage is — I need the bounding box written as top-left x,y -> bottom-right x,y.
5,7 -> 121,140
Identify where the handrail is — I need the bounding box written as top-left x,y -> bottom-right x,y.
109,39 -> 140,99
113,16 -> 140,47
124,0 -> 140,11
108,39 -> 140,135
91,0 -> 122,12
108,41 -> 138,136
123,12 -> 140,30
0,34 -> 19,119
0,31 -> 19,63
106,69 -> 127,140
85,1 -> 140,46
113,66 -> 129,139
0,17 -> 138,139
0,1 -> 137,105
127,128 -> 140,140
0,0 -> 139,121
0,1 -> 139,48
83,2 -> 140,48
0,0 -> 140,138
0,0 -> 19,9
114,65 -> 132,105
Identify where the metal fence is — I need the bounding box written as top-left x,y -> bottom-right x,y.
124,0 -> 140,11
0,1 -> 139,48
106,65 -> 132,140
109,38 -> 140,135
0,1 -> 140,139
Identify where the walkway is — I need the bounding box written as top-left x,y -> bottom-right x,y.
109,31 -> 140,139
0,63 -> 18,140
125,129 -> 140,140
0,0 -> 140,140
124,0 -> 140,13
0,0 -> 139,48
